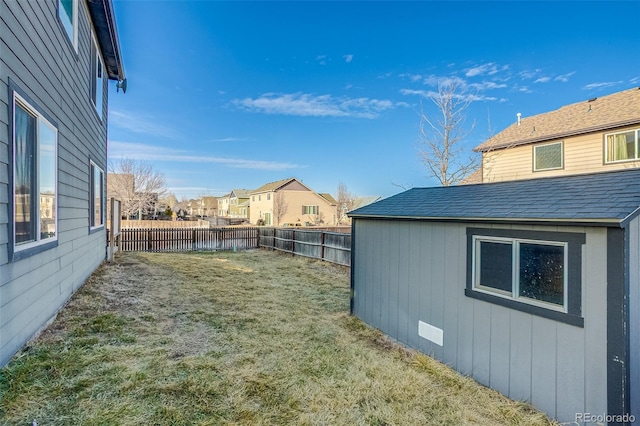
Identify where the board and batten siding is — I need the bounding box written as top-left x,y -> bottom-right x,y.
0,0 -> 108,366
351,219 -> 608,422
482,125 -> 640,183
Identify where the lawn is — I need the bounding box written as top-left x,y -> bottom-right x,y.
0,250 -> 555,425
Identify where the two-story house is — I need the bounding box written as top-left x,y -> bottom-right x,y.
250,178 -> 337,226
475,87 -> 640,182
0,0 -> 126,366
218,189 -> 251,219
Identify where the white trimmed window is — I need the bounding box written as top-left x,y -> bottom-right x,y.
472,236 -> 567,312
91,35 -> 105,119
90,161 -> 104,228
58,0 -> 78,50
303,205 -> 319,215
13,93 -> 58,250
533,141 -> 563,171
605,128 -> 640,163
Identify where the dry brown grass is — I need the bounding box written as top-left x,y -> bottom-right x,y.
0,250 -> 556,425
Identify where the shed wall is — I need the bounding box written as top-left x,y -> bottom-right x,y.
352,219 -> 608,422
629,216 -> 640,419
0,0 -> 107,366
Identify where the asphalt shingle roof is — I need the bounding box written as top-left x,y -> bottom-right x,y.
474,87 -> 640,152
348,169 -> 640,226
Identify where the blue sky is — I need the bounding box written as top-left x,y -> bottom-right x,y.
107,0 -> 640,200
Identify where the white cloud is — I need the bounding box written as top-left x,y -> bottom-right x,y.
211,137 -> 245,142
519,69 -> 542,80
555,72 -> 576,83
465,62 -> 508,77
582,81 -> 623,91
400,88 -> 497,103
110,110 -> 181,140
231,92 -> 405,119
316,54 -> 327,65
344,54 -> 353,63
534,76 -> 551,84
108,141 -> 301,171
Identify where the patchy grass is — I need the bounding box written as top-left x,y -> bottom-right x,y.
0,250 -> 555,425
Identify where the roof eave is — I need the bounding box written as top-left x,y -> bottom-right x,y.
86,0 -> 125,81
475,119 -> 640,153
348,214 -> 624,227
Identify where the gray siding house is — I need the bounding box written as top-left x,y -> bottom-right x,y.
349,169 -> 640,424
0,0 -> 125,366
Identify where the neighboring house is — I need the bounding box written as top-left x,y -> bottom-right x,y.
475,87 -> 640,182
0,0 -> 125,365
218,189 -> 250,218
348,169 -> 640,423
339,195 -> 382,224
250,178 -> 337,226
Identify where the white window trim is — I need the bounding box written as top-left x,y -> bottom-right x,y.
90,161 -> 105,230
604,128 -> 640,164
533,141 -> 563,172
59,0 -> 79,51
13,92 -> 59,253
91,33 -> 105,120
303,205 -> 319,215
472,235 -> 568,313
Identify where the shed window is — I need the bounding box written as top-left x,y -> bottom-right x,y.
474,236 -> 566,310
12,92 -> 58,254
466,228 -> 585,327
533,141 -> 563,171
605,128 -> 640,163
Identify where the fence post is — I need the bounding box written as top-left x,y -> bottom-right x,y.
321,231 -> 326,261
192,228 -> 197,251
147,228 -> 152,252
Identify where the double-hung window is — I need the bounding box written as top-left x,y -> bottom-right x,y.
12,92 -> 58,255
605,128 -> 640,163
91,35 -> 105,119
58,0 -> 78,50
466,228 -> 585,326
533,141 -> 563,171
90,161 -> 105,229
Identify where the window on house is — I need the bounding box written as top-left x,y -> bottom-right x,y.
91,35 -> 104,119
13,93 -> 58,251
605,129 -> 640,163
533,141 -> 563,171
466,228 -> 585,327
58,0 -> 77,49
259,195 -> 261,201
90,161 -> 104,228
303,205 -> 319,215
252,196 -> 255,202
264,212 -> 272,226
267,193 -> 271,201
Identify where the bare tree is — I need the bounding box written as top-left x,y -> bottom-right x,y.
108,158 -> 166,219
272,191 -> 288,226
336,181 -> 357,225
417,80 -> 479,186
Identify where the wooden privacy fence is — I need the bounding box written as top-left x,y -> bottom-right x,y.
259,227 -> 351,266
112,227 -> 259,252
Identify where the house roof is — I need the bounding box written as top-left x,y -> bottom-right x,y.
348,169 -> 640,227
474,87 -> 640,152
319,193 -> 337,205
86,0 -> 125,80
230,189 -> 252,199
252,178 -> 310,194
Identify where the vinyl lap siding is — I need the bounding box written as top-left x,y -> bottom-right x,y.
0,0 -> 107,366
352,219 -> 608,422
483,127 -> 640,182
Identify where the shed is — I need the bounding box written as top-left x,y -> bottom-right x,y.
348,168 -> 640,424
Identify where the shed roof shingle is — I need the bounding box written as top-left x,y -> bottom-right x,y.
474,87 -> 640,152
348,169 -> 640,226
